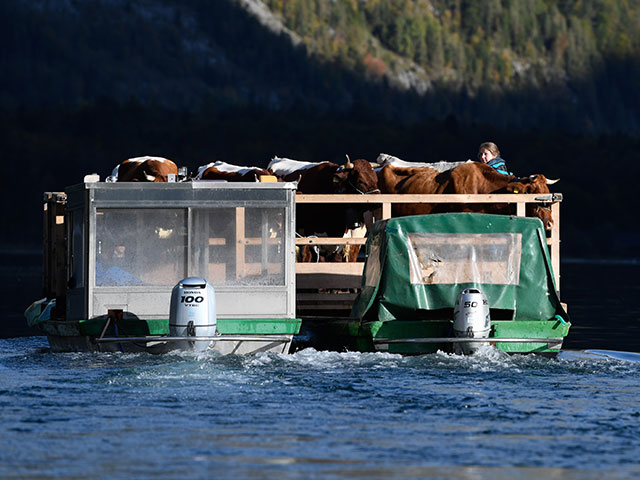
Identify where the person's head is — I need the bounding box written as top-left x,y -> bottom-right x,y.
478,142 -> 500,164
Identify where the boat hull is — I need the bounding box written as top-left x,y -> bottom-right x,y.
38,317 -> 301,354
294,317 -> 570,356
45,334 -> 296,354
363,319 -> 570,355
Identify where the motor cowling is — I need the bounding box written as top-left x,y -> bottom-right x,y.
169,277 -> 217,351
453,288 -> 491,355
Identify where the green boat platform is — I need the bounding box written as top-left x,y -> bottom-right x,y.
342,213 -> 571,355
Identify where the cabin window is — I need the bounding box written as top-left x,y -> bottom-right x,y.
407,233 -> 522,285
189,207 -> 286,287
95,208 -> 187,287
93,206 -> 286,288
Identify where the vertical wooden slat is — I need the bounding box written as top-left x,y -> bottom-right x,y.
382,201 -> 391,219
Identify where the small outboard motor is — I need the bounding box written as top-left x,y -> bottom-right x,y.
169,277 -> 217,351
453,288 -> 491,355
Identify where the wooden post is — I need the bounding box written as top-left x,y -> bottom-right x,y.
42,192 -> 67,320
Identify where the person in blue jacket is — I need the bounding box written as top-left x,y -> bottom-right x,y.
477,142 -> 512,175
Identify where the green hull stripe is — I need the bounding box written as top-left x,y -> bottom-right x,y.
39,317 -> 301,338
358,319 -> 570,354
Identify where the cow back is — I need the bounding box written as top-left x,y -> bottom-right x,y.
377,153 -> 470,172
195,161 -> 271,182
117,156 -> 178,182
283,163 -> 340,193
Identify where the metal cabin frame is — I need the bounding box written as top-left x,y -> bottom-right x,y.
58,182 -> 297,323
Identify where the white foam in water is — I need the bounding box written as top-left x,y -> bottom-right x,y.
275,348 -> 403,369
424,346 -> 528,374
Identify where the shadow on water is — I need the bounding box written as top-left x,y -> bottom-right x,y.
559,349 -> 640,362
2,250 -> 639,353
0,249 -> 43,338
560,259 -> 640,353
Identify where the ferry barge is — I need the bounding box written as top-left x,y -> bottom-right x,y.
26,176 -> 568,355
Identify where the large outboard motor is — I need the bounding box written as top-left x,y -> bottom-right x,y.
453,288 -> 491,355
169,277 -> 217,351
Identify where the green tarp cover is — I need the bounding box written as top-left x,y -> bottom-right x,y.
352,213 -> 568,323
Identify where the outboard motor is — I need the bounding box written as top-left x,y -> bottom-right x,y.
169,277 -> 217,351
453,288 -> 491,355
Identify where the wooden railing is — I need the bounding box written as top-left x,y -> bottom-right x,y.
295,193 -> 563,314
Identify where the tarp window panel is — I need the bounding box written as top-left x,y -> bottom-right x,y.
407,233 -> 522,285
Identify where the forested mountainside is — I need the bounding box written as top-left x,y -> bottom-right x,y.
264,0 -> 638,99
2,0 -> 640,256
2,0 -> 639,134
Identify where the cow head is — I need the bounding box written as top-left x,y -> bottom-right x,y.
503,175 -> 559,230
503,174 -> 556,195
331,156 -> 380,229
332,156 -> 380,195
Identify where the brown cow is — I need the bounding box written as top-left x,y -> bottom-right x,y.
269,155 -> 379,262
377,162 -> 558,229
194,161 -> 273,182
113,156 -> 178,182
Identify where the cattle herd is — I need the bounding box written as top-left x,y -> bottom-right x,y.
105,154 -> 559,261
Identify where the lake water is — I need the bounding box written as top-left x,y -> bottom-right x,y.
1,338 -> 639,479
1,252 -> 640,478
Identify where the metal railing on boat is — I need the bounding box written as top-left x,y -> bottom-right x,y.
94,335 -> 292,344
373,337 -> 564,349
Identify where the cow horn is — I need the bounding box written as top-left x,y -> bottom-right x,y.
345,155 -> 354,170
143,171 -> 156,182
546,178 -> 560,185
